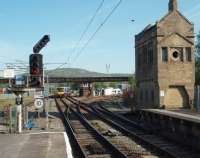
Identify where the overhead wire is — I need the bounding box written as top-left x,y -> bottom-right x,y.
71,0 -> 123,65
51,0 -> 105,72
68,0 -> 105,62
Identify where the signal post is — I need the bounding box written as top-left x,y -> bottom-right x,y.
29,35 -> 50,129
11,35 -> 50,133
30,34 -> 50,89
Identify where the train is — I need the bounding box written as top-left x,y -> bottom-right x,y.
55,87 -> 71,97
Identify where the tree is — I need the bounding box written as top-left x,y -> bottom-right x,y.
195,31 -> 200,85
196,32 -> 200,58
94,82 -> 107,89
70,83 -> 79,90
128,76 -> 136,89
123,76 -> 136,111
108,82 -> 118,88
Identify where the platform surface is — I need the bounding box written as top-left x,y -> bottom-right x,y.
0,132 -> 68,158
143,109 -> 200,124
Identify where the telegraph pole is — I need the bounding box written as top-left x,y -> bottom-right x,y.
106,64 -> 110,74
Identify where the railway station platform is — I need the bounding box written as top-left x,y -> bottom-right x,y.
0,132 -> 70,158
143,109 -> 200,123
137,109 -> 200,151
0,98 -> 73,158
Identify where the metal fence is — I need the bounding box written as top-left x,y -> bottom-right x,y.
0,94 -> 15,100
0,93 -> 33,99
0,106 -> 17,133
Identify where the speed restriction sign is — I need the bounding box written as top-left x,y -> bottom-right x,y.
34,99 -> 44,109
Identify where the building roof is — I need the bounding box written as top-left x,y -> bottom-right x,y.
158,32 -> 194,45
158,10 -> 193,25
136,0 -> 193,37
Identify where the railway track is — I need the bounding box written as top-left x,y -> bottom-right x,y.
65,96 -> 200,158
65,97 -> 163,158
55,98 -> 127,158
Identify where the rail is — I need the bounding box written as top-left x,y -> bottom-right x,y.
55,98 -> 87,158
57,97 -> 127,158
65,96 -> 200,158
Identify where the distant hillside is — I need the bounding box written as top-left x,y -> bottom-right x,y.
45,68 -> 132,78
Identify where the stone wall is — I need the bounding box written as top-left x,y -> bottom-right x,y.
135,1 -> 195,109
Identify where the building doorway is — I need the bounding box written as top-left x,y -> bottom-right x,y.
164,86 -> 189,108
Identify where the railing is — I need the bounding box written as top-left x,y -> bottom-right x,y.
0,106 -> 17,133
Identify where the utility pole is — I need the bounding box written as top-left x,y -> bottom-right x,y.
106,64 -> 110,74
13,89 -> 25,134
16,94 -> 22,133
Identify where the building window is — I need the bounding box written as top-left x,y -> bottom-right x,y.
162,47 -> 168,62
149,48 -> 153,65
145,90 -> 148,101
143,45 -> 148,64
148,43 -> 153,65
138,50 -> 141,68
172,51 -> 179,59
140,91 -> 143,101
180,51 -> 184,62
186,47 -> 192,62
170,47 -> 183,62
151,90 -> 154,103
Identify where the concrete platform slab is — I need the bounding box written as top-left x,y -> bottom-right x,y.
0,132 -> 68,158
140,109 -> 200,151
143,109 -> 200,124
26,98 -> 65,132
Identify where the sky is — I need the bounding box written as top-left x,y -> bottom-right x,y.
0,0 -> 200,74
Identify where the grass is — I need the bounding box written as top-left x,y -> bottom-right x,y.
0,97 -> 34,108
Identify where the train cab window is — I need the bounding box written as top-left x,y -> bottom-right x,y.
162,47 -> 168,62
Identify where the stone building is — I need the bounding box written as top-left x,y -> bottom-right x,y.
135,0 -> 195,109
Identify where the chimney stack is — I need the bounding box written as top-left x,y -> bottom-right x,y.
169,0 -> 178,12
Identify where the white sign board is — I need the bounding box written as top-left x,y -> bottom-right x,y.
34,91 -> 44,99
160,90 -> 165,97
15,75 -> 26,86
34,99 -> 44,109
4,69 -> 15,78
16,105 -> 22,113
